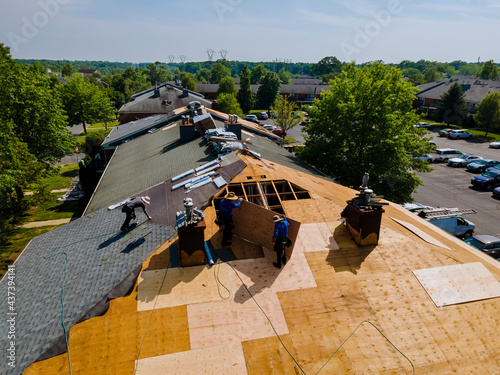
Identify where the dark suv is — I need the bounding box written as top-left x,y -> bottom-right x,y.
471,169 -> 500,190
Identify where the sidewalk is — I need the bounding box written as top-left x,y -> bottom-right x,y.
22,218 -> 72,228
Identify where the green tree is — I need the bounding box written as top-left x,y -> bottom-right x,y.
459,64 -> 479,76
236,66 -> 254,114
298,63 -> 430,204
180,72 -> 198,92
423,66 -> 441,82
474,91 -> 500,136
216,93 -> 244,117
209,62 -> 231,84
250,64 -> 268,84
256,72 -> 281,109
59,75 -> 115,134
434,82 -> 466,125
0,120 -> 46,230
217,77 -> 236,95
196,68 -> 210,82
477,60 -> 499,79
0,45 -> 73,164
278,68 -> 292,84
310,56 -> 342,77
270,96 -> 301,137
62,63 -> 76,77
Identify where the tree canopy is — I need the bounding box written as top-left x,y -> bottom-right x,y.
59,75 -> 115,134
250,64 -> 268,84
310,56 -> 342,78
474,91 -> 500,136
209,62 -> 231,84
434,82 -> 466,125
477,60 -> 499,80
217,76 -> 237,95
256,71 -> 281,109
270,96 -> 301,137
216,93 -> 244,117
298,63 -> 431,204
236,66 -> 254,114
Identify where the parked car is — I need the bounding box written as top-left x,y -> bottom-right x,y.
244,115 -> 264,125
431,148 -> 463,162
272,128 -> 287,137
464,235 -> 500,259
447,154 -> 482,167
447,129 -> 473,139
492,186 -> 500,199
414,122 -> 432,128
255,112 -> 268,120
413,154 -> 433,163
402,203 -> 434,213
470,169 -> 500,190
466,159 -> 500,173
438,128 -> 454,137
489,141 -> 500,149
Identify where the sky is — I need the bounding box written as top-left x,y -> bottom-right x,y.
1,0 -> 499,64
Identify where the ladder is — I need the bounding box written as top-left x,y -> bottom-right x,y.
419,208 -> 476,220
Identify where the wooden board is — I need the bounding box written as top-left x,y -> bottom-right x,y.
294,222 -> 339,254
135,343 -> 247,375
391,217 -> 451,250
187,291 -> 288,350
137,265 -> 231,311
232,200 -> 300,259
413,262 -> 500,307
227,254 -> 317,295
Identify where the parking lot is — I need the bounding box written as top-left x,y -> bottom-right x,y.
413,130 -> 500,237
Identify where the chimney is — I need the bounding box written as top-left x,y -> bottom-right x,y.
226,114 -> 242,140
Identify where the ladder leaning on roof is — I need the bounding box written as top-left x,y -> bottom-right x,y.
418,208 -> 476,220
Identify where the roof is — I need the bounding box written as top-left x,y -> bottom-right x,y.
119,83 -> 212,117
7,112 -> 500,374
196,83 -> 329,95
86,123 -> 218,214
0,209 -> 174,374
101,114 -> 174,149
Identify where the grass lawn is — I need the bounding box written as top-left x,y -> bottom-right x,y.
0,225 -> 62,278
38,163 -> 80,191
26,193 -> 85,222
1,163 -> 85,279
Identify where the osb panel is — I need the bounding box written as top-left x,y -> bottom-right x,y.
187,291 -> 288,350
25,305 -> 190,375
294,222 -> 339,254
281,199 -> 324,223
137,265 -> 231,311
232,200 -> 300,259
391,217 -> 451,250
242,323 -> 412,375
226,254 -> 317,296
135,343 -> 247,375
413,262 -> 500,307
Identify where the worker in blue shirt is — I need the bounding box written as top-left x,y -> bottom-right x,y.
272,215 -> 290,268
218,192 -> 242,246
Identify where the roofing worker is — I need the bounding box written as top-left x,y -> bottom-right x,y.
218,192 -> 242,246
272,215 -> 290,269
120,196 -> 152,233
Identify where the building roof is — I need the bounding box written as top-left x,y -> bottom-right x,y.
196,83 -> 329,96
0,209 -> 174,374
119,83 -> 212,118
6,110 -> 500,374
101,114 -> 174,149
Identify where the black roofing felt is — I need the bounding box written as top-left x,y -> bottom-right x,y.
0,209 -> 174,375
